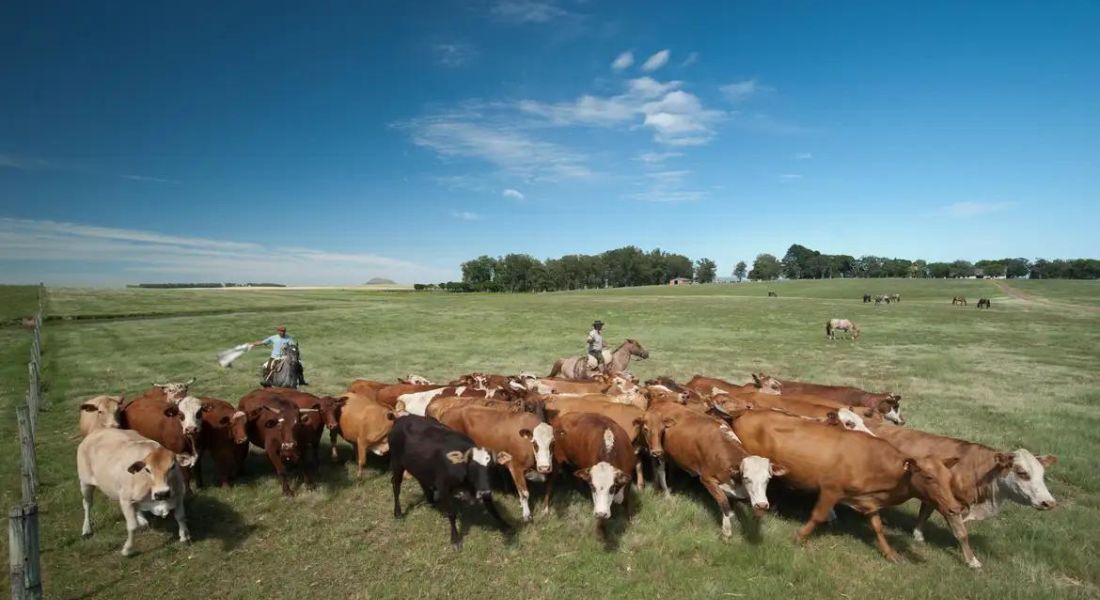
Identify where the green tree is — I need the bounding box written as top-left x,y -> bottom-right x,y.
733,261 -> 747,282
694,258 -> 717,283
461,255 -> 498,291
749,253 -> 782,281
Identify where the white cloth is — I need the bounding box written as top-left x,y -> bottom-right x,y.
216,343 -> 252,368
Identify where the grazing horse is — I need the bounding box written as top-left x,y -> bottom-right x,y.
890,293 -> 900,303
952,296 -> 968,306
826,319 -> 860,341
976,298 -> 991,309
263,344 -> 301,389
548,339 -> 650,381
863,294 -> 872,303
768,291 -> 778,297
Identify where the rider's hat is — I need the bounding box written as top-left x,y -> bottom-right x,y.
592,320 -> 604,328
276,325 -> 287,332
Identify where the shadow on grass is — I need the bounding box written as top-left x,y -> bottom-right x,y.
185,494 -> 259,552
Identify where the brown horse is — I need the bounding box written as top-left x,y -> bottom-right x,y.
952,296 -> 968,306
826,319 -> 860,341
548,339 -> 650,381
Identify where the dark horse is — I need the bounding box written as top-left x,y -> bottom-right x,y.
768,291 -> 778,297
863,294 -> 872,303
976,298 -> 991,309
262,344 -> 301,389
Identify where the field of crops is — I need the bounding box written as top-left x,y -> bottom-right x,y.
2,279 -> 1098,599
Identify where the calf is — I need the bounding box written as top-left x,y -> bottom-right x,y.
548,412 -> 636,526
776,380 -> 903,424
120,394 -> 207,489
388,415 -> 511,549
79,395 -> 123,437
194,397 -> 248,488
644,403 -> 786,537
77,428 -> 194,556
237,392 -> 315,496
437,405 -> 554,521
869,423 -> 1057,568
731,410 -> 964,562
542,395 -> 646,487
335,392 -> 397,477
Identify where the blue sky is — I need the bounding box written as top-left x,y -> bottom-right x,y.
2,0 -> 1098,284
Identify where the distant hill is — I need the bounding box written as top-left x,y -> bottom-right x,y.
365,278 -> 396,285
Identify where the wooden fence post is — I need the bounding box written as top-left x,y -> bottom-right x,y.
26,363 -> 39,419
16,407 -> 38,503
8,503 -> 43,600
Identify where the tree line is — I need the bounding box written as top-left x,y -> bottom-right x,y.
738,244 -> 1100,281
415,247 -> 718,293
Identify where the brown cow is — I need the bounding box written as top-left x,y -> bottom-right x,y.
237,392 -> 316,496
437,405 -> 555,521
525,378 -> 611,396
120,394 -> 207,490
683,373 -> 782,399
193,397 -> 248,488
79,395 -> 123,438
868,423 -> 1057,568
547,412 -> 636,526
334,392 -> 397,477
347,379 -> 389,396
141,379 -> 195,404
542,395 -> 646,487
643,402 -> 786,537
777,380 -> 903,425
712,391 -> 880,435
374,384 -> 446,409
731,409 -> 964,562
246,387 -> 345,464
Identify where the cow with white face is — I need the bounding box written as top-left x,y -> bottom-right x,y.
150,378 -> 195,404
547,413 -> 636,528
723,456 -> 789,520
78,428 -> 194,556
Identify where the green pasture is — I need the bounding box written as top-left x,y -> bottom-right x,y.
2,279 -> 1098,599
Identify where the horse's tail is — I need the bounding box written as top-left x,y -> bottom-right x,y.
548,359 -> 563,378
825,320 -> 832,338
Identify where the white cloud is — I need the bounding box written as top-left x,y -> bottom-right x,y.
795,152 -> 813,160
0,218 -> 452,284
779,173 -> 803,180
679,52 -> 698,68
0,154 -> 51,171
491,0 -> 568,23
942,201 -> 1017,217
641,49 -> 670,72
435,43 -> 477,67
721,79 -> 767,102
625,169 -> 706,203
450,211 -> 483,221
502,188 -> 525,201
611,51 -> 634,71
124,174 -> 180,184
637,151 -> 682,164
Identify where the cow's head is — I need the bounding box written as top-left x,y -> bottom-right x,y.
447,446 -> 506,500
905,456 -> 964,517
751,373 -> 782,395
79,395 -> 122,434
825,409 -> 876,436
317,396 -> 346,430
400,374 -> 434,386
226,410 -> 249,444
249,404 -> 302,462
636,412 -> 674,459
165,396 -> 205,438
878,395 -> 904,425
152,378 -> 195,403
732,456 -> 787,517
993,450 -> 1057,510
519,423 -> 554,474
575,461 -> 631,520
127,446 -> 193,502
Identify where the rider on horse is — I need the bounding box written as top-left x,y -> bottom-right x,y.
252,325 -> 308,386
587,320 -> 606,374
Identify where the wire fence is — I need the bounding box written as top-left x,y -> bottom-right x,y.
9,284 -> 45,600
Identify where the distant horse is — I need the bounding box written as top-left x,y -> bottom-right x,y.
874,294 -> 890,305
890,293 -> 900,303
262,344 -> 301,389
952,296 -> 968,306
976,298 -> 991,309
768,291 -> 778,297
548,338 -> 650,381
826,318 -> 860,341
862,294 -> 872,303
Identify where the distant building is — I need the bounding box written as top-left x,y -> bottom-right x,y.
669,277 -> 693,286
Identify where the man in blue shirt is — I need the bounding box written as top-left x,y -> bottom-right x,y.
251,326 -> 307,385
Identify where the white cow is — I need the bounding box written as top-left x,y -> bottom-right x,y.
77,428 -> 194,556
78,395 -> 123,438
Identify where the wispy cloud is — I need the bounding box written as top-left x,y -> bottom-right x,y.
611,51 -> 634,71
728,112 -> 809,135
124,174 -> 181,184
778,173 -> 803,181
626,169 -> 706,203
637,151 -> 682,164
942,201 -> 1017,217
679,52 -> 698,68
3,153 -> 179,183
450,211 -> 483,221
491,0 -> 569,23
641,49 -> 670,72
0,154 -> 52,171
434,43 -> 477,68
721,79 -> 769,102
0,218 -> 452,284
502,188 -> 525,201
795,152 -> 813,160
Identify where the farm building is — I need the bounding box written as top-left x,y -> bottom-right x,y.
669,277 -> 693,285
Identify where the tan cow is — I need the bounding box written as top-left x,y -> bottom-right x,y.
79,395 -> 123,438
776,380 -> 903,425
78,428 -> 194,556
335,392 -> 397,477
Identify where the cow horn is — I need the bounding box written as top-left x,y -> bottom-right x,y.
299,408 -> 319,413
262,405 -> 280,413
185,377 -> 196,386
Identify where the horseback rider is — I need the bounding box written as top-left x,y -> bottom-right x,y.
586,320 -> 606,374
251,326 -> 308,386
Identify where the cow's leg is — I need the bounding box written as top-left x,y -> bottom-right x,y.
634,455 -> 645,491
797,489 -> 840,542
303,441 -> 317,491
867,512 -> 899,563
419,480 -> 436,505
912,501 -> 935,542
174,497 -> 191,544
445,495 -> 462,550
330,429 -> 341,463
355,436 -> 369,479
265,442 -> 293,497
80,482 -> 95,538
655,457 -> 671,497
702,477 -> 734,538
946,513 -> 981,568
509,466 -> 532,522
193,453 -> 205,489
118,500 -> 139,556
482,496 -> 512,532
391,464 -> 405,518
542,469 -> 556,516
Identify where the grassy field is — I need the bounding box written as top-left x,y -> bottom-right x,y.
2,279 -> 1099,599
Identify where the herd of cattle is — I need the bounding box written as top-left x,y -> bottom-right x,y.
75,368 -> 1056,567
